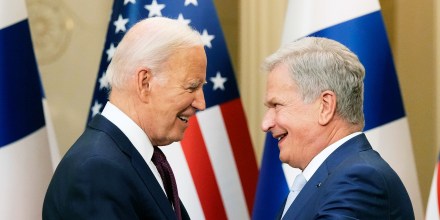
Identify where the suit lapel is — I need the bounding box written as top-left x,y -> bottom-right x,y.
88,115 -> 177,220
275,199 -> 287,220
283,134 -> 372,219
131,153 -> 178,219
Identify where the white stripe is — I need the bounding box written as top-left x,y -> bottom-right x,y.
197,107 -> 250,220
0,0 -> 28,30
282,0 -> 380,45
42,99 -> 61,170
425,165 -> 439,220
365,117 -> 423,219
0,127 -> 53,220
161,143 -> 205,220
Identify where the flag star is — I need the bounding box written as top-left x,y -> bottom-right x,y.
177,13 -> 191,25
184,0 -> 198,6
210,72 -> 227,91
201,29 -> 215,48
106,43 -> 116,61
91,101 -> 103,117
124,0 -> 136,5
113,14 -> 129,33
99,72 -> 110,90
145,0 -> 166,17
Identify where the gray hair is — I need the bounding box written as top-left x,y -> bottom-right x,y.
263,37 -> 365,127
106,17 -> 204,89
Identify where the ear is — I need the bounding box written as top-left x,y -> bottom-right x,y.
136,68 -> 152,103
318,90 -> 336,126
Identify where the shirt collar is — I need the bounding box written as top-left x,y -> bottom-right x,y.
302,132 -> 362,181
101,101 -> 154,162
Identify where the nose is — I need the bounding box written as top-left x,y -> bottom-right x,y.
192,88 -> 206,111
261,108 -> 275,132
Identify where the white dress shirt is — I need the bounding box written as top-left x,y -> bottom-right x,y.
101,101 -> 166,194
302,132 -> 362,181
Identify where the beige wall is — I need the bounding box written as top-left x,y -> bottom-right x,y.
238,0 -> 287,155
26,0 -> 112,155
437,0 -> 440,154
27,0 -> 438,212
389,0 -> 437,207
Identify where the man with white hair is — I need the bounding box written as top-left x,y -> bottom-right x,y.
262,37 -> 414,219
43,17 -> 206,220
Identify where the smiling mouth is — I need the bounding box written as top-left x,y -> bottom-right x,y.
178,116 -> 189,123
277,134 -> 287,142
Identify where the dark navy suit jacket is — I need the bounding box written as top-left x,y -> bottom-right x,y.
43,114 -> 190,220
278,134 -> 414,220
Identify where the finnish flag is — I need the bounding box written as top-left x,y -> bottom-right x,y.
0,0 -> 59,219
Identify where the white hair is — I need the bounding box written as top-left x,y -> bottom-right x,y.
105,17 -> 204,89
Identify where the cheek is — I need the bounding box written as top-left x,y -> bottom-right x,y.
177,96 -> 193,106
176,94 -> 197,109
160,94 -> 189,113
275,110 -> 296,129
152,105 -> 179,130
278,113 -> 312,147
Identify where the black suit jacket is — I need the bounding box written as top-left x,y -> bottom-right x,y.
43,114 -> 190,220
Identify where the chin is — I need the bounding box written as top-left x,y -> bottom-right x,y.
154,137 -> 176,146
278,154 -> 288,164
167,135 -> 184,145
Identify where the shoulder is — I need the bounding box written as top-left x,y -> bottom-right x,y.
63,122 -> 127,162
315,149 -> 414,219
50,125 -> 134,190
329,148 -> 405,193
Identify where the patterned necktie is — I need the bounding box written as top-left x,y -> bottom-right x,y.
152,146 -> 182,220
282,173 -> 307,217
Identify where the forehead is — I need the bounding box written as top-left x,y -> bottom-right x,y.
268,63 -> 290,80
162,46 -> 207,78
162,46 -> 205,67
267,64 -> 295,90
265,64 -> 299,102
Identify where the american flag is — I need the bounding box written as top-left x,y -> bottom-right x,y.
426,154 -> 440,220
87,0 -> 258,219
253,0 -> 423,219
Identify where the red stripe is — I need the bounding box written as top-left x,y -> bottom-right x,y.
437,162 -> 440,216
180,117 -> 227,220
220,99 -> 259,215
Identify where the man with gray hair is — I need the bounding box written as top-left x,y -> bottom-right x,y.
43,17 -> 206,220
261,37 -> 414,219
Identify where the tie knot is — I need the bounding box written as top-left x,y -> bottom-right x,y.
291,173 -> 307,192
152,146 -> 167,166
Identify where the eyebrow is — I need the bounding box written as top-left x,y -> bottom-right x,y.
264,96 -> 275,107
188,79 -> 205,88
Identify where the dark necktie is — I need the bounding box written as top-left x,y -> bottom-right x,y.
152,146 -> 182,220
